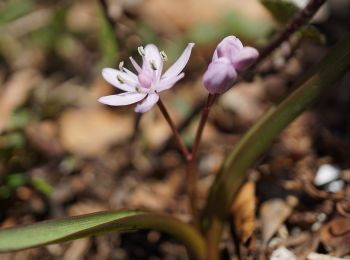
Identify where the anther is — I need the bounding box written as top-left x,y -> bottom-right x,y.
117,74 -> 125,84
119,61 -> 124,70
150,60 -> 157,70
138,46 -> 145,56
160,51 -> 168,61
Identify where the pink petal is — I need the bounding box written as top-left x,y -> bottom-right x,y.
231,47 -> 259,71
102,68 -> 137,92
134,93 -> 159,113
143,44 -> 162,70
162,43 -> 195,80
217,36 -> 243,56
203,57 -> 237,94
212,49 -> 219,61
129,56 -> 142,74
98,92 -> 146,106
156,73 -> 185,92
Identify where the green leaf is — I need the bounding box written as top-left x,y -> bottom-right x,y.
6,173 -> 26,189
31,177 -> 53,196
97,6 -> 118,69
0,0 -> 36,25
0,211 -> 206,259
260,0 -> 300,24
202,35 -> 350,232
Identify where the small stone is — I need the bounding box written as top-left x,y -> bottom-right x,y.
314,164 -> 340,186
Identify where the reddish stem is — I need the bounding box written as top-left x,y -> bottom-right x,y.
191,94 -> 217,160
157,99 -> 191,161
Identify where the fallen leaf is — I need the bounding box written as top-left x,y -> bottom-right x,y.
231,181 -> 256,243
260,196 -> 298,244
0,69 -> 40,133
320,217 -> 350,256
137,0 -> 273,32
307,252 -> 345,260
59,108 -> 133,157
25,120 -> 64,157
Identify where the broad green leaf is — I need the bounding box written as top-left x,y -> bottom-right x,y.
0,210 -> 139,251
202,35 -> 350,233
0,211 -> 206,259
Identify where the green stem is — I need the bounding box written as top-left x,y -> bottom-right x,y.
202,35 -> 350,244
205,218 -> 223,260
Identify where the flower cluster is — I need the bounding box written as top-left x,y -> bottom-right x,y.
203,36 -> 259,94
99,36 -> 259,111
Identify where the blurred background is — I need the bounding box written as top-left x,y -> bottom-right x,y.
0,0 -> 349,259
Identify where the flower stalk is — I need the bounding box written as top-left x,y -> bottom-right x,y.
157,99 -> 191,161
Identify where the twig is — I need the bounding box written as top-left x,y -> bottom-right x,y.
157,99 -> 191,161
254,0 -> 326,66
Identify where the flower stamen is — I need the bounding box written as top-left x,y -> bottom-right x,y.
117,74 -> 125,84
160,51 -> 168,61
138,46 -> 145,56
150,60 -> 157,70
119,61 -> 124,71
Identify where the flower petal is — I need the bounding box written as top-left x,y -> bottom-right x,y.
217,36 -> 243,56
203,57 -> 237,94
102,68 -> 137,92
156,73 -> 184,92
134,93 -> 159,113
231,47 -> 259,71
129,56 -> 142,74
143,44 -> 162,70
123,67 -> 138,82
212,49 -> 219,61
98,92 -> 146,106
162,43 -> 195,80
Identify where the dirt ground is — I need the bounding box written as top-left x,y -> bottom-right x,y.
0,0 -> 349,259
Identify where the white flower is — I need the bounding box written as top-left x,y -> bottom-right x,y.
99,43 -> 195,113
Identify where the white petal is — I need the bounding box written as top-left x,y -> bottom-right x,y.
123,67 -> 138,82
102,68 -> 137,92
134,93 -> 159,113
143,44 -> 162,70
156,73 -> 184,92
98,92 -> 146,106
162,43 -> 194,80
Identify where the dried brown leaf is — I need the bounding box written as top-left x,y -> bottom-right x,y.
59,108 -> 133,157
320,217 -> 350,256
260,196 -> 298,244
231,181 -> 256,243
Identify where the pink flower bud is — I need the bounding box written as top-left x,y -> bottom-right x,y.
203,35 -> 259,94
203,57 -> 237,94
